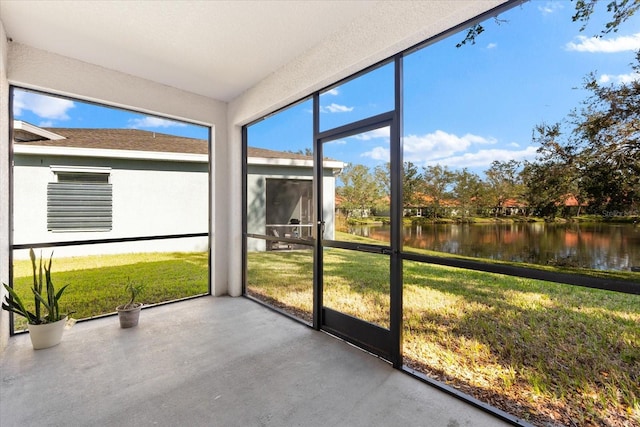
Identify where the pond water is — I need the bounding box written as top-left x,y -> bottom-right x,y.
347,222 -> 640,271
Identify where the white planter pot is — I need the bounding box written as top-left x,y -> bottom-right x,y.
116,304 -> 142,328
27,317 -> 67,350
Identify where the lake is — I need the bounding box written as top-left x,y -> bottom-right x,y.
347,222 -> 640,271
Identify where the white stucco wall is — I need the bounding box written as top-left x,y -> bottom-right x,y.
13,154 -> 209,258
0,20 -> 10,350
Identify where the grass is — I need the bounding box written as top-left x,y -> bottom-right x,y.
247,242 -> 640,426
10,251 -> 209,330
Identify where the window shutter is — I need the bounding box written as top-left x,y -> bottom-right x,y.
47,182 -> 113,231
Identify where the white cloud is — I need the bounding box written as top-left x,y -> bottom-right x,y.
13,91 -> 74,120
565,32 -> 640,53
320,103 -> 354,113
362,146 -> 389,161
399,130 -> 533,170
38,121 -> 54,128
353,127 -> 390,141
487,43 -> 497,49
425,146 -> 539,169
128,116 -> 186,129
320,87 -> 340,97
538,2 -> 563,15
599,72 -> 640,84
326,139 -> 347,145
403,130 -> 496,163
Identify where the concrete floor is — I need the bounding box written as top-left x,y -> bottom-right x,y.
0,296 -> 510,427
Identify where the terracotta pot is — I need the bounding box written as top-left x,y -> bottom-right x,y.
28,317 -> 67,350
116,304 -> 142,328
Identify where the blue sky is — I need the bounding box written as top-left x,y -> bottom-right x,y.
13,1 -> 640,175
13,90 -> 209,140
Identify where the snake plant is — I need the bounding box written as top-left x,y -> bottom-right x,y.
2,248 -> 71,324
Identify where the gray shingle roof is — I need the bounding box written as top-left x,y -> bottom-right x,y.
15,127 -> 313,160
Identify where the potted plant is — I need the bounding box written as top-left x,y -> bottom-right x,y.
1,248 -> 71,349
116,278 -> 144,328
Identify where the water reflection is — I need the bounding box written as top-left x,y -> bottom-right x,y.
348,223 -> 640,271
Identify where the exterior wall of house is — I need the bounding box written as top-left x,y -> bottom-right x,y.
12,153 -> 209,259
246,164 -> 337,252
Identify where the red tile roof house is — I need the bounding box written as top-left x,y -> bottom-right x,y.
13,121 -> 343,258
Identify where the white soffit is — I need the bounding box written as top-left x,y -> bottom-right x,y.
0,0 -> 379,102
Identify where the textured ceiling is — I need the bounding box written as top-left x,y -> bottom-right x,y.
0,1 -> 378,102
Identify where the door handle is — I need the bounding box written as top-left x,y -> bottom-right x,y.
354,246 -> 394,255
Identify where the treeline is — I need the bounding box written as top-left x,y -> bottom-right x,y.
338,155 -> 637,220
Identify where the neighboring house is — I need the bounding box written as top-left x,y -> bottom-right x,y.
245,147 -> 344,251
13,121 -> 342,257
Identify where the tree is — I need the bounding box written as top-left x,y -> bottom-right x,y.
571,0 -> 640,34
521,161 -> 565,218
452,168 -> 484,218
373,161 -> 423,215
419,165 -> 455,219
485,160 -> 523,217
373,162 -> 391,200
529,53 -> 640,215
458,0 -> 639,47
290,148 -> 313,156
525,123 -> 587,218
402,162 -> 422,212
337,164 -> 382,219
573,53 -> 640,173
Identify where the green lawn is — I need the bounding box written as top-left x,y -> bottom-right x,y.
247,246 -> 639,426
11,251 -> 209,330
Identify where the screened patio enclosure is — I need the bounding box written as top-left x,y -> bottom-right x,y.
266,179 -> 313,242
4,1 -> 638,426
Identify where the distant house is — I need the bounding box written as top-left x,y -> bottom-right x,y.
557,194 -> 588,216
13,121 -> 343,257
246,147 -> 344,251
404,194 -> 461,218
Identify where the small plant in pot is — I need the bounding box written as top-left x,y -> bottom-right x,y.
116,278 -> 144,328
2,248 -> 72,350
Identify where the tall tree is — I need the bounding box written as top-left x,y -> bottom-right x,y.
337,164 -> 382,219
570,53 -> 640,212
526,123 -> 587,217
521,161 -> 566,218
485,160 -> 523,217
530,54 -> 640,214
452,168 -> 484,218
573,53 -> 640,173
402,162 -> 422,211
420,165 -> 455,219
373,162 -> 391,200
